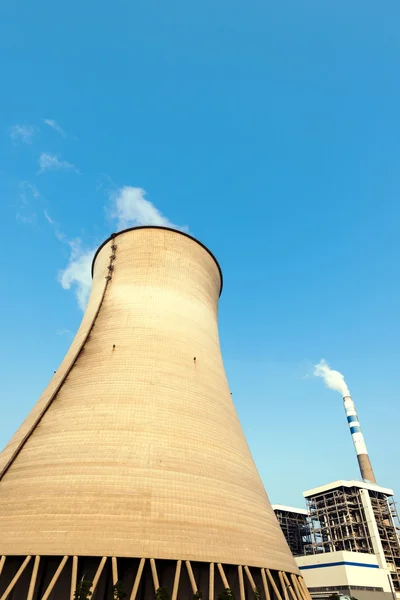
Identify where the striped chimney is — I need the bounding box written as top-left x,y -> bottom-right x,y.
343,395 -> 376,483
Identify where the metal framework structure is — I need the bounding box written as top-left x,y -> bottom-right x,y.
369,490 -> 400,591
304,484 -> 400,592
273,508 -> 312,557
0,556 -> 311,600
305,486 -> 373,554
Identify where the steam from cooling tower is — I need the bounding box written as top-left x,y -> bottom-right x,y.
314,359 -> 350,397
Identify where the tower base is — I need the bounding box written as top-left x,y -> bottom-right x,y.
0,555 -> 309,600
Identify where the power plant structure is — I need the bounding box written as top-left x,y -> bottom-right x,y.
272,507 -> 311,558
0,227 -> 308,600
298,480 -> 400,599
274,387 -> 400,600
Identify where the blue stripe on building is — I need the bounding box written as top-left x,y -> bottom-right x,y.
347,415 -> 358,423
350,425 -> 362,434
299,561 -> 379,571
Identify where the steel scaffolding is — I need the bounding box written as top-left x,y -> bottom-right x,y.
304,484 -> 400,592
305,486 -> 373,555
369,490 -> 400,591
273,508 -> 312,557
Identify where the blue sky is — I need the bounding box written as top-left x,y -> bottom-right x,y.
1,0 -> 399,507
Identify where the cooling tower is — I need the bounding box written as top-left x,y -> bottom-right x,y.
0,227 -> 308,600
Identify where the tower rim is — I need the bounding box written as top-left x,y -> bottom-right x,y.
91,225 -> 223,296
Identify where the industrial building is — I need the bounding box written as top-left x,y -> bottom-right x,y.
0,227 -> 308,600
304,480 -> 400,573
296,549 -> 394,599
274,390 -> 400,599
274,483 -> 400,599
272,505 -> 311,557
300,480 -> 400,599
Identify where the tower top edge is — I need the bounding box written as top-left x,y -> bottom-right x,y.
91,225 -> 224,296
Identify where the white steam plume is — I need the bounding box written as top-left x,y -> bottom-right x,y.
110,186 -> 187,232
44,210 -> 95,310
314,359 -> 350,397
47,186 -> 187,310
58,240 -> 95,311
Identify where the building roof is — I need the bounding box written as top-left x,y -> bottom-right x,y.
272,504 -> 308,516
303,479 -> 394,498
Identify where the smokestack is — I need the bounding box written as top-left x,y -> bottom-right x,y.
343,395 -> 376,483
314,359 -> 376,484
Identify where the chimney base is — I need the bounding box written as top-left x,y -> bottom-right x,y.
357,453 -> 376,484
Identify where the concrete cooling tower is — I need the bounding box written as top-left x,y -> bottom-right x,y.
0,227 -> 308,600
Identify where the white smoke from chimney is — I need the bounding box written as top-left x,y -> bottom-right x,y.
314,359 -> 350,397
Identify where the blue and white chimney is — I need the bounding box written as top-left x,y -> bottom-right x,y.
343,395 -> 376,483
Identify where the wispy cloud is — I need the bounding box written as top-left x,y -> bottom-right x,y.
56,328 -> 73,337
110,186 -> 187,231
16,212 -> 36,225
44,210 -> 95,310
10,124 -> 37,144
58,240 -> 95,310
38,152 -> 78,174
16,182 -> 41,224
43,119 -> 66,137
44,209 -> 65,242
45,185 -> 185,311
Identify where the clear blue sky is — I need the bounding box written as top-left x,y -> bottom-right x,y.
1,0 -> 399,507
